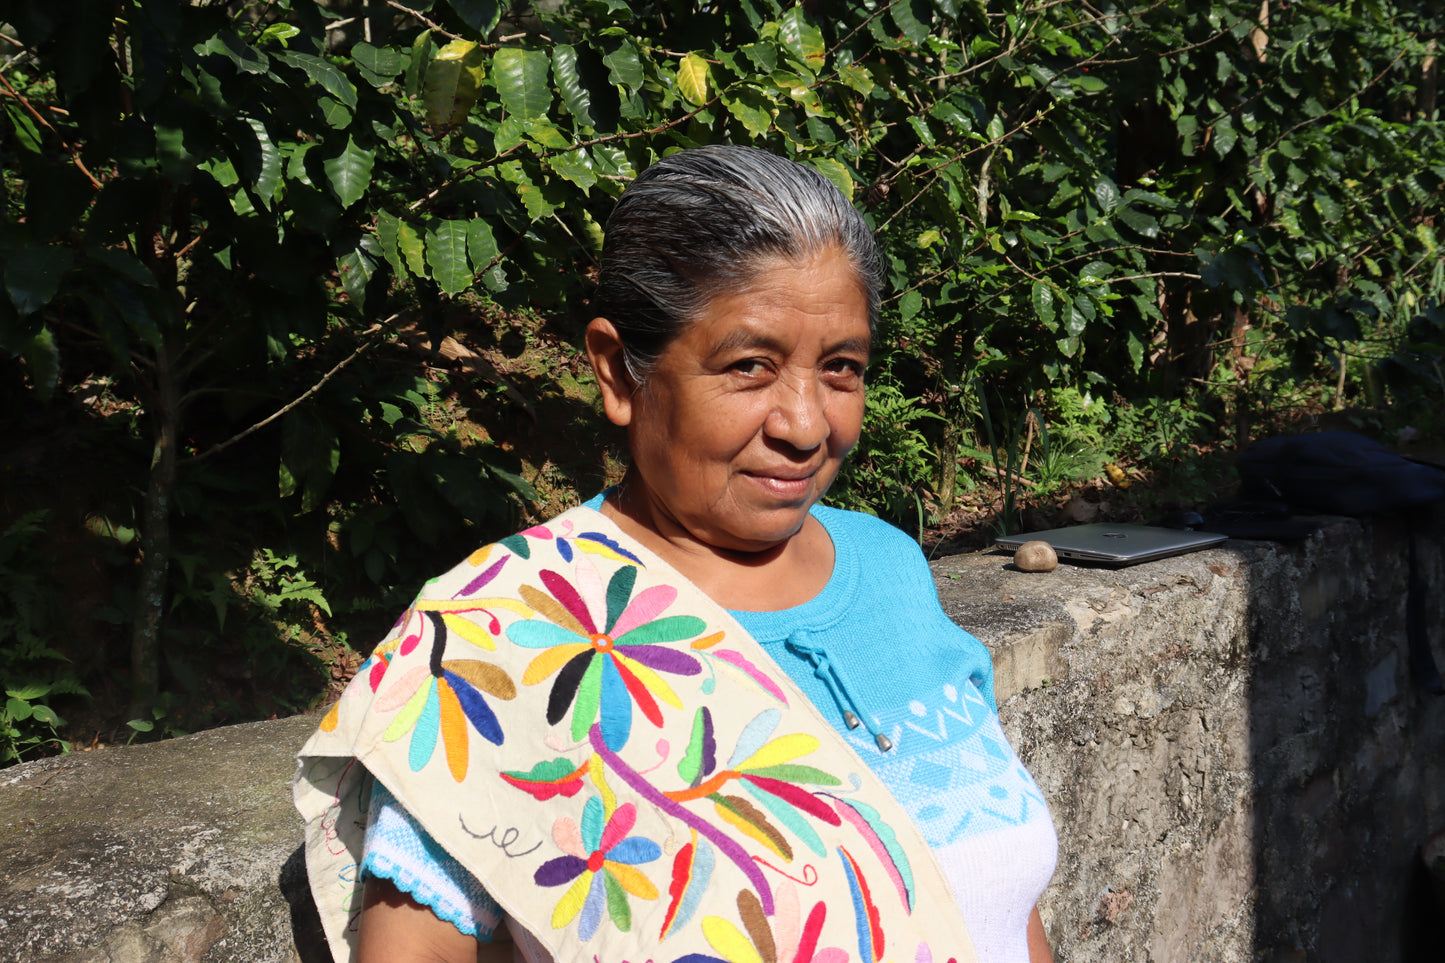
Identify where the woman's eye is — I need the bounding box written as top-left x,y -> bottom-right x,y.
731,359 -> 768,376
825,359 -> 865,380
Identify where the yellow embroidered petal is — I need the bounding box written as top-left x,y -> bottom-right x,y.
319,701 -> 340,731
589,755 -> 617,815
611,652 -> 683,709
551,871 -> 594,929
466,544 -> 493,567
416,596 -> 532,617
702,915 -> 765,963
736,733 -> 820,772
604,862 -> 658,900
442,612 -> 497,650
522,643 -> 591,686
690,631 -> 725,650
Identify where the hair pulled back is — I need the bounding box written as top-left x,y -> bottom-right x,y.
592,145 -> 881,382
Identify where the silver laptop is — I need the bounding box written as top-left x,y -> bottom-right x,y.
994,523 -> 1228,566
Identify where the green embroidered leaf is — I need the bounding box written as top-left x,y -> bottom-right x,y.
426,219 -> 472,296
494,48 -> 552,120
738,763 -> 841,787
678,707 -> 710,785
604,566 -> 637,633
740,778 -> 826,858
677,53 -> 711,106
603,866 -> 632,931
571,657 -> 605,742
613,616 -> 707,646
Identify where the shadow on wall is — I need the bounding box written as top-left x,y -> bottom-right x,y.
1244,510 -> 1445,962
281,846 -> 333,963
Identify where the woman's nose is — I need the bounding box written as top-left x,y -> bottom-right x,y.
764,376 -> 828,451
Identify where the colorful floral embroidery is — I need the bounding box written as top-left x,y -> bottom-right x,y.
508,562 -> 705,750
535,796 -> 662,940
376,611 -> 517,780
497,518 -> 644,565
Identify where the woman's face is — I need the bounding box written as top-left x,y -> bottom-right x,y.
600,248 -> 871,554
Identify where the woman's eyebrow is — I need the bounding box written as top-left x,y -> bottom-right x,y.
707,329 -> 786,356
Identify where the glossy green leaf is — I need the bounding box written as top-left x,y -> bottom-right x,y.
780,7 -> 826,73
721,86 -> 772,137
809,157 -> 854,201
449,0 -> 502,33
376,212 -> 408,278
352,42 -> 406,84
20,326 -> 60,400
552,44 -> 596,127
281,51 -> 357,108
1032,282 -> 1056,325
889,0 -> 931,45
338,239 -> 379,311
494,48 -> 552,120
427,220 -> 472,296
397,219 -> 427,277
243,117 -> 281,204
603,39 -> 644,93
322,136 -> 375,209
467,219 -> 500,270
406,30 -> 434,99
317,96 -> 352,130
4,102 -> 43,153
549,150 -> 597,191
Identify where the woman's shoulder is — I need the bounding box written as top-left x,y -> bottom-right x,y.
812,503 -> 926,561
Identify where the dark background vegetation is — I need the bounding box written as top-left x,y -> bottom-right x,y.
2,0 -> 1441,764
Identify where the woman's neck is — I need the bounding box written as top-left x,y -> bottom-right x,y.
596,490 -> 834,612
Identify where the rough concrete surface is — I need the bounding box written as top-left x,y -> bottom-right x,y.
2,513 -> 1443,962
0,714 -> 324,963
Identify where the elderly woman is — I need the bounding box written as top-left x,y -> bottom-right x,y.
297,146 -> 1056,963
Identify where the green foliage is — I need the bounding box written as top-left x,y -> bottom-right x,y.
2,0 -> 1443,745
829,381 -> 939,528
0,511 -> 87,764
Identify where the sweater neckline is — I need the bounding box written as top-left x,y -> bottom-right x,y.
580,491 -> 858,638
726,504 -> 859,641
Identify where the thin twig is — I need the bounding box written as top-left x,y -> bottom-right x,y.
186,320 -> 394,464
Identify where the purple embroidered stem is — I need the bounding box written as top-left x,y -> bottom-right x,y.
587,724 -> 774,914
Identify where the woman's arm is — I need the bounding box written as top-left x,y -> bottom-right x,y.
1027,906 -> 1054,963
358,877 -> 513,963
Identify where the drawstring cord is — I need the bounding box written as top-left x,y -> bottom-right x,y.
783,634 -> 893,752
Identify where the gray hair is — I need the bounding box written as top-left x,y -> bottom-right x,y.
592,145 -> 881,383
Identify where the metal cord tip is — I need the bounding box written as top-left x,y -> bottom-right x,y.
843,711 -> 861,729
875,732 -> 893,752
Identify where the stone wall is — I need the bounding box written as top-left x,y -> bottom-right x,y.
937,512 -> 1445,961
2,514 -> 1442,962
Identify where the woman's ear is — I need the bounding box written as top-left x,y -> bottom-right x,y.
585,317 -> 635,427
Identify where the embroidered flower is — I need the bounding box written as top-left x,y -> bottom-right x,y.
497,518 -> 644,565
694,887 -> 850,963
376,611 -> 516,780
535,797 -> 661,939
508,563 -> 704,750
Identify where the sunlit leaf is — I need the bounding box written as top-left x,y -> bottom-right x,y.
780,6 -> 826,74
677,53 -> 711,107
243,117 -> 281,204
423,40 -> 487,132
467,218 -> 499,270
495,48 -> 552,120
603,39 -> 644,93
